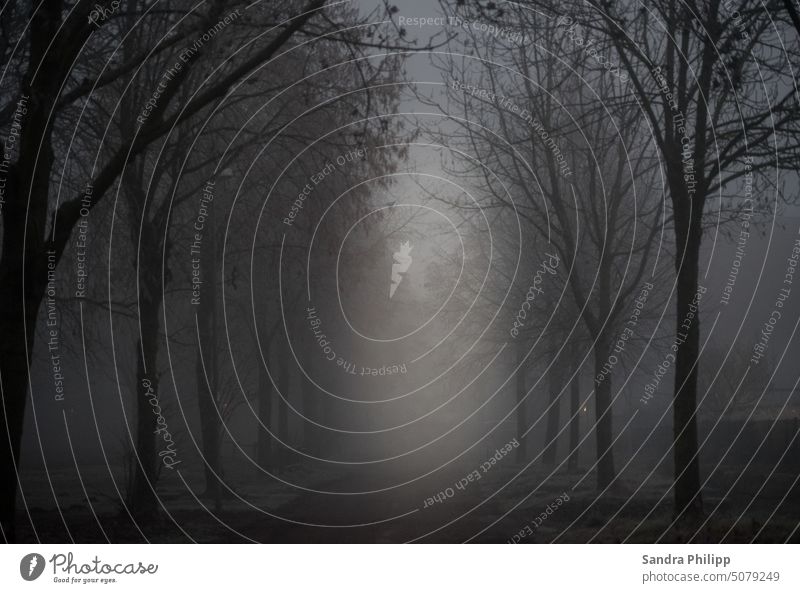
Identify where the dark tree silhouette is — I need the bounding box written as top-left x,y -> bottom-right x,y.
0,0 -> 334,542
579,0 -> 800,519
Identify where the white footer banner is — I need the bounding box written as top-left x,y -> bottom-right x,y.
1,544 -> 797,592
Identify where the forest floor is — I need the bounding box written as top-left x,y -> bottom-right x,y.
12,462 -> 800,543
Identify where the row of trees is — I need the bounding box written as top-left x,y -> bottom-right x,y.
2,0 -> 798,541
0,0 -> 414,541
427,0 -> 800,520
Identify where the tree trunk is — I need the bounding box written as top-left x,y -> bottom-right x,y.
591,244 -> 617,490
257,352 -> 273,467
196,348 -> 224,509
672,216 -> 704,519
594,331 -> 616,490
0,252 -> 42,542
515,340 -> 527,464
277,343 -> 290,470
567,341 -> 581,471
301,355 -> 316,454
129,293 -> 160,520
543,336 -> 564,466
300,319 -> 317,452
195,194 -> 224,509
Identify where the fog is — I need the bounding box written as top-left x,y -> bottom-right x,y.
1,0 -> 799,543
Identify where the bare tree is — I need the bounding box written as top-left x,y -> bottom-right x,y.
0,0 -> 428,541
570,0 -> 800,518
423,1 -> 665,490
